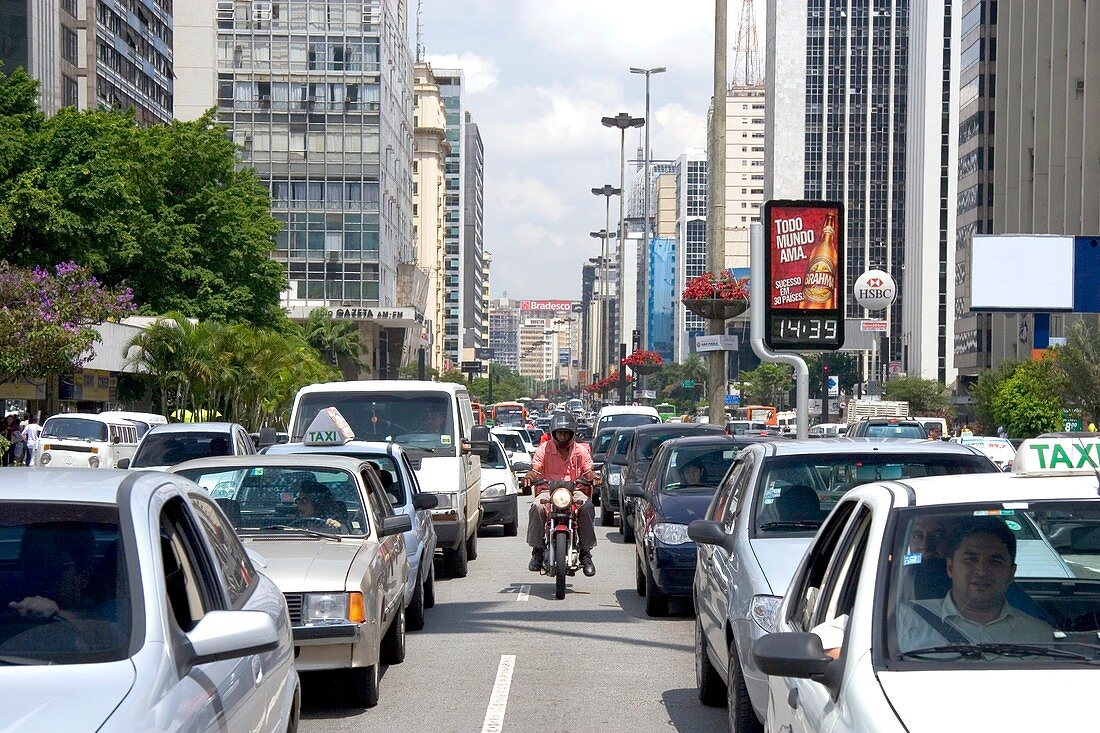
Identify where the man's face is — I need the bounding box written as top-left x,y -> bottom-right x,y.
909,517 -> 949,558
947,532 -> 1015,618
552,430 -> 573,445
682,465 -> 703,485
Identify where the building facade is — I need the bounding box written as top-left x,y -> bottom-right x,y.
488,298 -> 519,372
674,149 -> 708,361
1,0 -> 173,123
462,114 -> 486,359
433,68 -> 463,367
724,85 -> 766,271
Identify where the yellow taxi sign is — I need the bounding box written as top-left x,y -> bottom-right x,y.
303,407 -> 355,446
1013,437 -> 1100,476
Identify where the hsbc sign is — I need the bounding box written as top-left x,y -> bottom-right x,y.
853,269 -> 897,312
519,299 -> 575,313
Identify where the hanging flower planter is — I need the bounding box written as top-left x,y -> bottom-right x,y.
628,363 -> 661,376
681,272 -> 750,321
681,298 -> 748,320
622,349 -> 664,376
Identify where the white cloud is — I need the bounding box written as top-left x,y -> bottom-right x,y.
424,52 -> 500,93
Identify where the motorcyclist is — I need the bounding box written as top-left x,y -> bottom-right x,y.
525,412 -> 599,576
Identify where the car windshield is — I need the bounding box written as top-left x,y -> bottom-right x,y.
495,432 -> 526,454
481,442 -> 508,470
593,430 -> 617,457
612,431 -> 634,458
40,417 -> 107,442
637,428 -> 716,459
174,465 -> 369,537
861,423 -> 927,438
726,421 -> 768,434
598,413 -> 660,430
884,501 -> 1100,668
664,445 -> 740,493
293,392 -> 454,452
753,453 -> 996,536
132,431 -> 231,467
0,503 -> 133,665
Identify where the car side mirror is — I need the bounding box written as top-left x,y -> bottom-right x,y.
185,610 -> 279,669
752,632 -> 841,695
623,482 -> 645,499
116,458 -> 131,469
463,425 -> 492,457
380,514 -> 413,537
412,493 -> 439,511
257,426 -> 277,448
687,519 -> 736,554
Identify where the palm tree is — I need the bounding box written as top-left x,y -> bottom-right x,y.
305,308 -> 363,377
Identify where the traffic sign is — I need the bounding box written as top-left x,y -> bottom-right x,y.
681,380 -> 696,389
827,375 -> 839,397
460,360 -> 482,373
474,347 -> 494,360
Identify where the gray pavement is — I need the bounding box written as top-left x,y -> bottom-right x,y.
299,496 -> 726,732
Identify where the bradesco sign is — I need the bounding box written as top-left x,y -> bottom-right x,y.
519,300 -> 575,314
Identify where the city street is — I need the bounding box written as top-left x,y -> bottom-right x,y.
299,497 -> 724,732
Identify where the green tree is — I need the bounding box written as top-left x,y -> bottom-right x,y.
1054,320 -> 1100,425
881,376 -> 952,416
305,307 -> 364,378
989,358 -> 1066,439
804,352 -> 859,399
738,363 -> 793,407
969,360 -> 1019,434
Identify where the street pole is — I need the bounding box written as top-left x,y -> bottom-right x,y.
706,0 -> 728,426
602,113 -> 644,370
630,66 -> 666,352
591,184 -> 621,374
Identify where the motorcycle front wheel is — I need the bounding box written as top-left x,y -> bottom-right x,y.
554,532 -> 568,599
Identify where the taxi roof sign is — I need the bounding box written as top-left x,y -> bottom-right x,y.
303,407 -> 355,446
1013,436 -> 1100,476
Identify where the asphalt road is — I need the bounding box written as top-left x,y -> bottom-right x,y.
299,495 -> 726,732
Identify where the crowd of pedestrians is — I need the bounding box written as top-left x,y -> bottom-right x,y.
2,412 -> 41,467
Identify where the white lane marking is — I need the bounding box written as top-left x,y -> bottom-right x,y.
517,584 -> 530,602
481,654 -> 516,733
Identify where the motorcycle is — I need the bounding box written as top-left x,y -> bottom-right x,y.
532,478 -> 592,599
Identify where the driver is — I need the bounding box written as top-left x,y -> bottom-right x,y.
678,459 -> 707,487
525,412 -> 599,576
295,480 -> 348,532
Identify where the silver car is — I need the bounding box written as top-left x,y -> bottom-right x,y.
688,438 -> 998,731
0,468 -> 298,731
172,454 -> 411,708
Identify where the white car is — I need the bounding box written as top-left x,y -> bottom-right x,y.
478,437 -> 520,535
950,435 -> 1017,470
491,427 -> 534,484
0,468 -> 298,731
752,435 -> 1100,732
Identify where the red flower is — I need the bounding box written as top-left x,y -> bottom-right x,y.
681,271 -> 749,302
622,349 -> 664,366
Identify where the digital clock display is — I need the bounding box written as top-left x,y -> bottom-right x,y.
768,315 -> 843,350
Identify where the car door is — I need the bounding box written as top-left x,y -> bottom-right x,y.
402,452 -> 436,559
770,500 -> 873,733
362,469 -> 404,616
635,446 -> 668,539
153,493 -> 264,732
189,492 -> 293,732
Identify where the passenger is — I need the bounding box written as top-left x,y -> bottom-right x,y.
293,480 -> 348,532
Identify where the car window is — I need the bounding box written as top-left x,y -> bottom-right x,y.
612,431 -> 634,457
0,502 -> 133,665
664,445 -> 741,493
495,432 -> 526,454
42,417 -> 108,441
134,432 -> 233,467
786,500 -> 859,632
753,453 -> 996,537
160,497 -> 222,633
809,506 -> 873,632
712,455 -> 751,528
481,441 -> 508,469
861,424 -> 926,439
593,430 -> 617,456
189,494 -> 258,609
362,471 -> 395,531
598,413 -> 660,431
235,429 -> 254,455
293,392 -> 455,451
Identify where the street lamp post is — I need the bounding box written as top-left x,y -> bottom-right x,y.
591,185 -> 620,373
601,113 -> 644,387
629,66 -> 666,352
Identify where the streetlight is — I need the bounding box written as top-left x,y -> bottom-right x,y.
629,67 -> 666,352
600,113 -> 644,369
589,226 -> 611,373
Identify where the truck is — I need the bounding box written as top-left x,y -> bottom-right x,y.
845,399 -> 909,425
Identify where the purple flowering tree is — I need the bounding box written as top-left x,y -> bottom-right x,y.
0,261 -> 135,382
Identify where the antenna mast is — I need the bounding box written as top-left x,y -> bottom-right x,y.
732,0 -> 762,88
415,0 -> 424,62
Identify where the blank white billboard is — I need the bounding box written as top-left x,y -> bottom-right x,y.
970,235 -> 1074,310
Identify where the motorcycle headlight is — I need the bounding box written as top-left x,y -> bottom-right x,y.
608,472 -> 622,486
653,522 -> 691,545
482,483 -> 507,498
431,493 -> 454,510
551,487 -> 573,508
88,455 -> 101,468
751,595 -> 783,633
303,592 -> 349,623
40,452 -> 51,465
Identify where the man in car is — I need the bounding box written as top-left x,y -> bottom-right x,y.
525,412 -> 599,576
678,459 -> 707,488
895,517 -> 1054,651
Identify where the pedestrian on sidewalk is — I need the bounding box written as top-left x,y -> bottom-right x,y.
22,415 -> 41,467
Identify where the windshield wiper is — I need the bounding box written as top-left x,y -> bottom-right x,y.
758,520 -> 823,531
253,524 -> 342,541
899,643 -> 1098,663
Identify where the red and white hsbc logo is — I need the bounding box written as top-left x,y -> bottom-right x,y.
853,269 -> 897,312
520,300 -> 575,313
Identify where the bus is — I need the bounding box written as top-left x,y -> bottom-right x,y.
656,402 -> 676,421
491,401 -> 528,427
530,397 -> 551,415
731,404 -> 778,426
471,402 -> 486,426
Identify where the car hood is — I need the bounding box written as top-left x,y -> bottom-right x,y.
878,669 -> 1092,729
0,660 -> 135,730
748,537 -> 812,595
413,455 -> 461,493
481,466 -> 515,492
241,538 -> 363,592
653,491 -> 715,524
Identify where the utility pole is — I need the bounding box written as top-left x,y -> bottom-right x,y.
630,66 -> 666,351
706,0 -> 728,425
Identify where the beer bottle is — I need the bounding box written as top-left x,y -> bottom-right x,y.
800,212 -> 838,309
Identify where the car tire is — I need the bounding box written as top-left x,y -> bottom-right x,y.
423,562 -> 436,608
601,499 -> 615,527
406,567 -> 426,632
644,559 -> 669,617
445,534 -> 469,578
592,490 -> 600,507
635,554 -> 646,596
286,685 -> 301,733
347,662 -> 380,708
696,618 -> 727,707
466,527 -> 478,561
727,640 -> 763,733
620,504 -> 635,543
503,517 -> 519,536
381,604 -> 406,665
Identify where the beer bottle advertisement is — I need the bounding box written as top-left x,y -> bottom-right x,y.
763,200 -> 845,352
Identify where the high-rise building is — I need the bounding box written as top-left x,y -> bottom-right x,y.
433,68 -> 464,367
724,87 -> 766,270
1,0 -> 173,123
488,298 -> 519,372
675,149 -> 708,361
462,114 -> 485,358
175,0 -> 419,378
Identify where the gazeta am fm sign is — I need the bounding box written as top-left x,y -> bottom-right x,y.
1014,437 -> 1100,475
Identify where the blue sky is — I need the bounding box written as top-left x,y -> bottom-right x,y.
417,0 -> 755,300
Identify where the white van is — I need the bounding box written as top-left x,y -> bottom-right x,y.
97,410 -> 168,438
37,413 -> 142,469
593,405 -> 662,439
289,381 -> 489,578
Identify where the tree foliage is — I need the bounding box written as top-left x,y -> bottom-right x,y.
988,358 -> 1067,438
738,363 -> 794,408
647,355 -> 709,411
1053,320 -> 1100,425
881,376 -> 953,416
803,352 -> 859,398
0,261 -> 134,381
969,360 -> 1019,434
0,68 -> 286,325
305,308 -> 364,378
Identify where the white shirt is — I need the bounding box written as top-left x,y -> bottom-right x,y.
896,592 -> 1054,652
22,423 -> 41,449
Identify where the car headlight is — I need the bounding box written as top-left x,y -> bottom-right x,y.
40,452 -> 51,465
303,593 -> 349,623
551,487 -> 573,508
482,483 -> 507,498
88,455 -> 100,468
609,472 -> 622,486
432,493 -> 454,510
653,522 -> 691,545
751,595 -> 783,633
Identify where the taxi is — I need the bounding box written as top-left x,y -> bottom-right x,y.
171,450 -> 411,708
752,436 -> 1100,732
